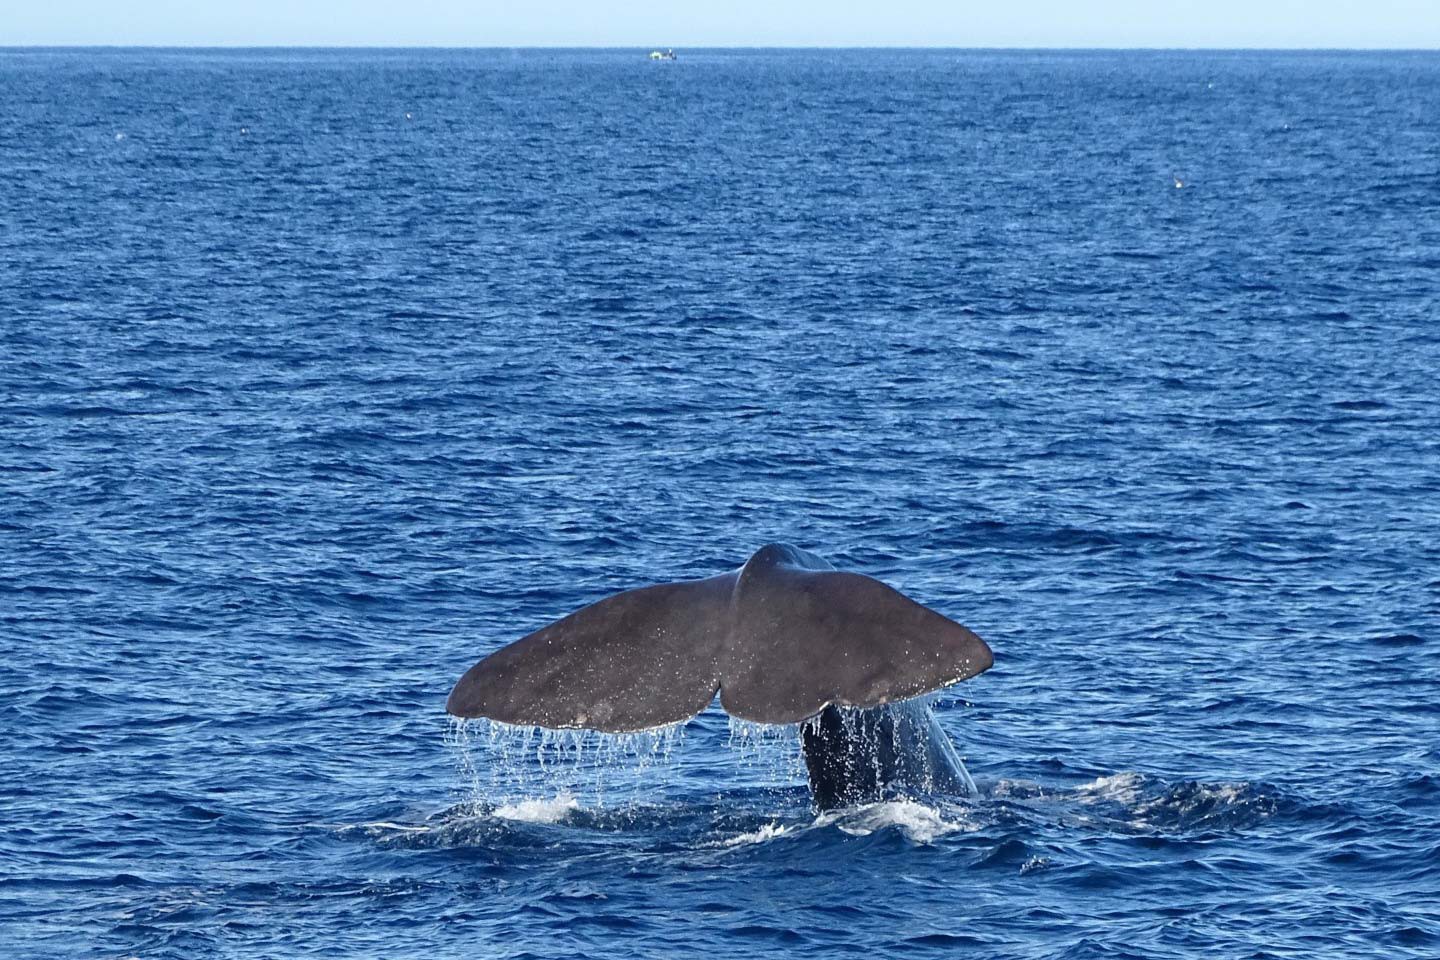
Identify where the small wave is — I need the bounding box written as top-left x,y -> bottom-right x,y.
337,805 -> 547,850
937,519 -> 1133,554
1370,633 -> 1424,646
904,932 -> 992,947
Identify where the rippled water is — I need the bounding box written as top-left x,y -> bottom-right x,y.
2,48 -> 1438,959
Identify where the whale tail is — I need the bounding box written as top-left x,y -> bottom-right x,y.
445,544 -> 993,733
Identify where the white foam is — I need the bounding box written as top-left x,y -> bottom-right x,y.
829,800 -> 973,843
716,821 -> 793,847
1195,782 -> 1245,804
1074,772 -> 1146,803
359,820 -> 430,834
988,778 -> 1045,799
493,794 -> 581,823
1131,781 -> 1247,822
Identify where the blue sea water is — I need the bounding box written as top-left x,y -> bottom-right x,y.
2,46 -> 1438,959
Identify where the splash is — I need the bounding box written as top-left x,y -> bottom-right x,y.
446,700 -> 978,818
725,715 -> 807,789
447,716 -> 688,809
494,794 -> 582,823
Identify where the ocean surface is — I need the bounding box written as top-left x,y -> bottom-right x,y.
2,47 -> 1438,959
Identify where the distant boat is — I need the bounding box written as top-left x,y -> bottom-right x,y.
649,49 -> 677,61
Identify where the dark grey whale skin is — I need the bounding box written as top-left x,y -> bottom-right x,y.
446,544 -> 993,808
801,700 -> 976,810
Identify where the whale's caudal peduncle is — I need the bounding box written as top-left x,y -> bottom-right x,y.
446,543 -> 993,809
801,700 -> 979,809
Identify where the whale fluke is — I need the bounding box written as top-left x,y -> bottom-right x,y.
446,543 -> 993,732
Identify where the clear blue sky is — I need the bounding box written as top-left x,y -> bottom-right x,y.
6,1 -> 1439,48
